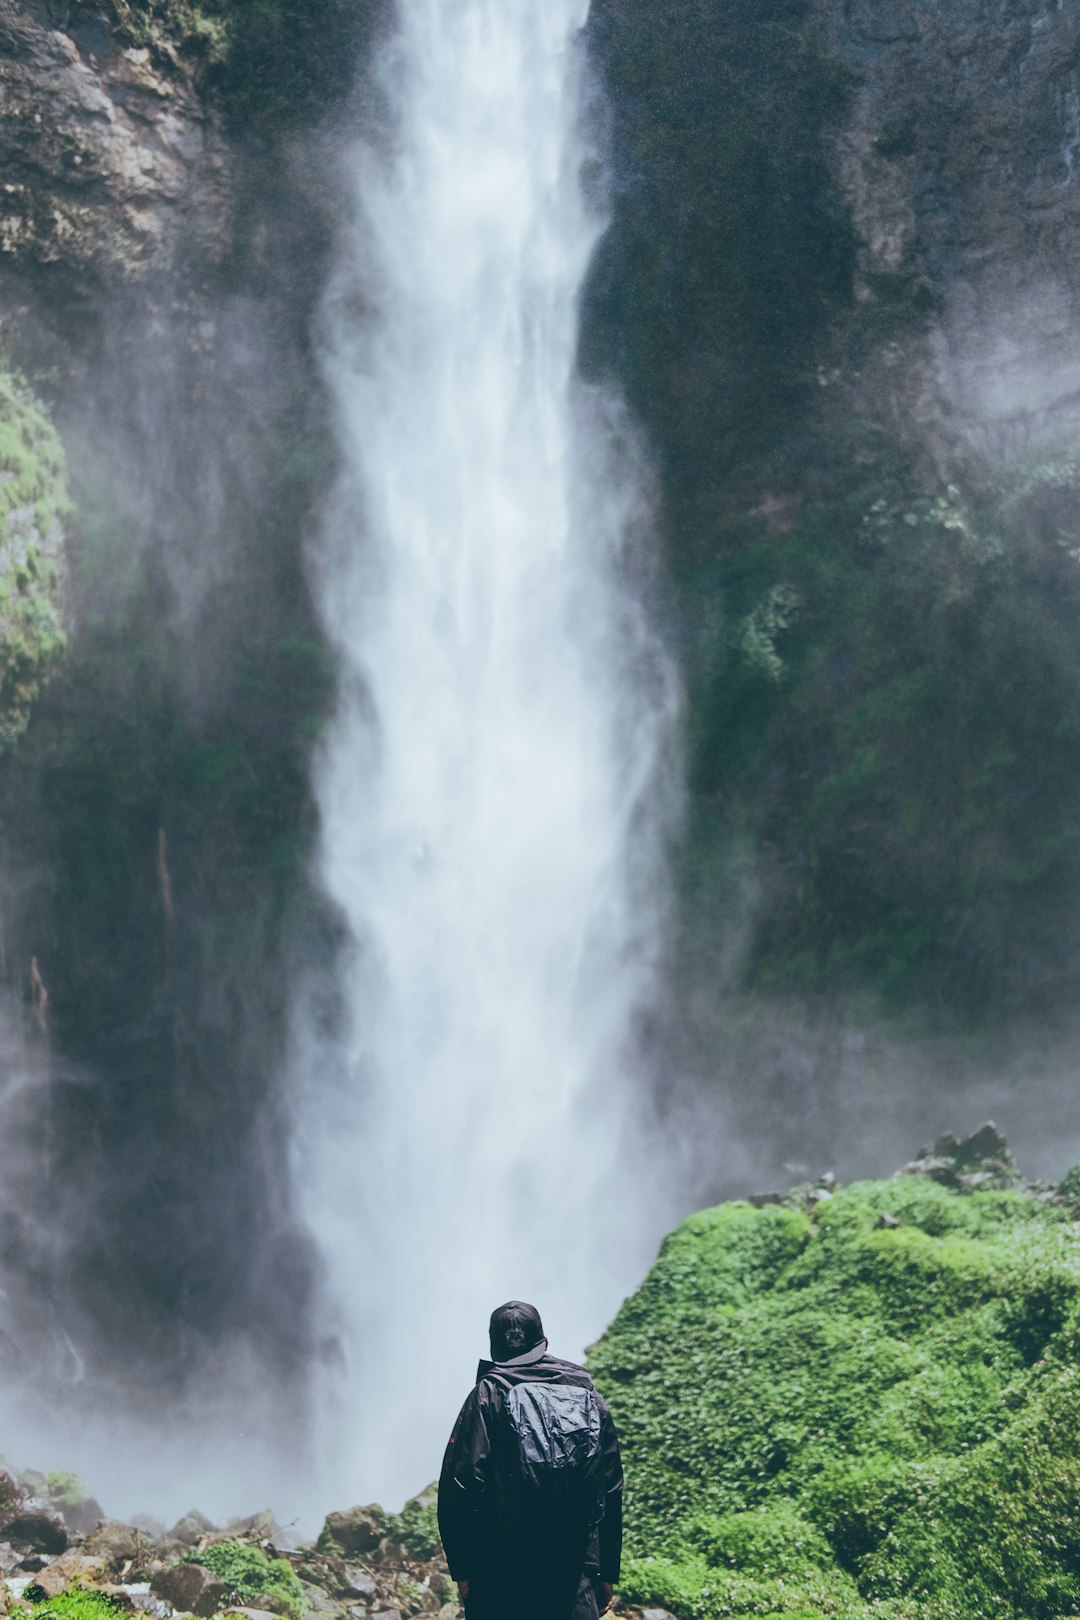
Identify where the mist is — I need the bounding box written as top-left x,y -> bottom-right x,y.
0,0 -> 1078,1539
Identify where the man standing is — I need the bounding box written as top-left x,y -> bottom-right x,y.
437,1300 -> 623,1620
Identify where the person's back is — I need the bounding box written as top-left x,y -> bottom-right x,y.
437,1301 -> 623,1620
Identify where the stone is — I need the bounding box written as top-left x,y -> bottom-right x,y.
223,1609 -> 278,1620
877,1212 -> 902,1229
27,1552 -> 107,1597
336,1566 -> 377,1600
226,1511 -> 282,1543
59,1496 -> 106,1536
151,1561 -> 231,1618
302,1587 -> 347,1620
82,1522 -> 144,1569
0,1512 -> 67,1555
322,1509 -> 384,1558
166,1511 -> 218,1549
749,1192 -> 783,1208
0,1481 -> 15,1515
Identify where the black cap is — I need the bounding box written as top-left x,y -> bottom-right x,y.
489,1300 -> 545,1362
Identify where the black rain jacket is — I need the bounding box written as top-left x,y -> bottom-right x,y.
437,1345 -> 624,1584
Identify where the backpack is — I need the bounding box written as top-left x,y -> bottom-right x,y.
488,1377 -> 606,1536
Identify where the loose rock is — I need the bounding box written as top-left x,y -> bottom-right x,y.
0,1511 -> 68,1555
322,1509 -> 384,1558
151,1561 -> 231,1618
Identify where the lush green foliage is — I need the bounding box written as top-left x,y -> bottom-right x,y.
677,464 -> 1080,1020
589,1180 -> 1080,1619
20,1594 -> 124,1620
182,1539 -> 306,1618
0,370 -> 68,747
384,1493 -> 441,1561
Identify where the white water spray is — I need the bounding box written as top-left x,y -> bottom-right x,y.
294,0 -> 679,1507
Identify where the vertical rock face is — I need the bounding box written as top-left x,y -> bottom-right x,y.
0,0 -> 231,325
813,0 -> 1080,454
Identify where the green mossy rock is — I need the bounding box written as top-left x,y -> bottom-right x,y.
0,371 -> 67,747
589,1178 -> 1080,1620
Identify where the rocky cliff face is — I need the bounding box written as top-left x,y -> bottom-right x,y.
0,0 -> 231,363
814,0 -> 1080,471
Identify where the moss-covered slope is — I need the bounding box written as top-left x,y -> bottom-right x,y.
0,370 -> 67,747
590,1167 -> 1080,1619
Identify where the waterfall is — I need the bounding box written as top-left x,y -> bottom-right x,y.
293,0 -> 679,1507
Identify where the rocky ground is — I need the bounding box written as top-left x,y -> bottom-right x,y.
0,1477 -> 673,1620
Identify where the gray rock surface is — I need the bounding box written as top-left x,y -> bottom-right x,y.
150,1559 -> 230,1618
0,0 -> 230,278
813,0 -> 1080,459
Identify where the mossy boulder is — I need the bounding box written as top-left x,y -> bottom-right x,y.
0,371 -> 67,746
589,1172 -> 1080,1619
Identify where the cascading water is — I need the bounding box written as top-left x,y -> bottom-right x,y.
293,0 -> 679,1506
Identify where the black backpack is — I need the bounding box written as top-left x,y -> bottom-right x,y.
489,1377 -> 606,1536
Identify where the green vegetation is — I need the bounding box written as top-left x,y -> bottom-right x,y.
0,370 -> 68,747
678,462 -> 1080,1021
384,1493 -> 441,1561
45,1471 -> 92,1509
19,1594 -> 124,1620
182,1539 -> 306,1619
589,1176 -> 1080,1620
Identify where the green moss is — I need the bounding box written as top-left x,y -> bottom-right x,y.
0,370 -> 68,746
181,1540 -> 305,1619
590,1179 -> 1080,1620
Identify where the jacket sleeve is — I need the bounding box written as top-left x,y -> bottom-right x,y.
437,1385 -> 493,1581
597,1394 -> 624,1583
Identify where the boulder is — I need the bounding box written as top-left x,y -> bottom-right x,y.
225,1511 -> 282,1544
322,1508 -> 384,1558
151,1562 -> 231,1618
166,1511 -> 218,1549
0,1511 -> 67,1555
58,1496 -> 106,1536
0,1481 -> 16,1515
82,1522 -> 144,1570
30,1553 -> 108,1598
335,1566 -> 377,1600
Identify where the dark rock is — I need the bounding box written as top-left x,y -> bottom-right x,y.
322,1508 -> 384,1558
898,1155 -> 961,1189
950,1123 -> 1011,1171
166,1510 -> 218,1549
82,1522 -> 144,1569
59,1496 -> 106,1536
151,1561 -> 231,1618
0,1511 -> 68,1555
0,1477 -> 16,1514
749,1192 -> 783,1208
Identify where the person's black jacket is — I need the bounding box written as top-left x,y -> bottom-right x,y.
437,1344 -> 623,1584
